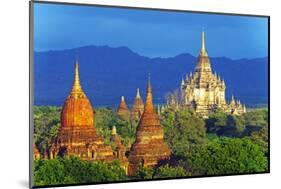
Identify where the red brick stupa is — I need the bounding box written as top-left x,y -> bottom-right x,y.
50,61 -> 114,161
128,76 -> 171,175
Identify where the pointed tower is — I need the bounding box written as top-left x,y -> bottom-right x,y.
157,104 -> 161,116
181,77 -> 185,86
117,96 -> 130,120
195,31 -> 212,73
185,73 -> 189,81
230,95 -> 236,106
131,88 -> 144,121
51,61 -> 114,161
128,76 -> 171,176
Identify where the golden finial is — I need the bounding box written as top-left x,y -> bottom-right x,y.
147,73 -> 152,94
70,60 -> 83,96
145,74 -> 154,111
200,31 -> 208,56
121,96 -> 125,101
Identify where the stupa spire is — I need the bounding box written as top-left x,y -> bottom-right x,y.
200,31 -> 208,56
70,61 -> 83,96
145,74 -> 154,111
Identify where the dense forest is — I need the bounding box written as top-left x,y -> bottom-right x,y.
33,106 -> 268,186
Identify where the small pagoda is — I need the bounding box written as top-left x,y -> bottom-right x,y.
117,96 -> 130,120
50,62 -> 114,161
130,88 -> 144,121
128,76 -> 171,175
110,126 -> 129,174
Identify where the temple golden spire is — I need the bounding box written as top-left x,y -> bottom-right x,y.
70,61 -> 84,96
145,74 -> 154,111
200,31 -> 208,57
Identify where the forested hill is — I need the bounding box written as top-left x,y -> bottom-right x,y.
34,45 -> 268,107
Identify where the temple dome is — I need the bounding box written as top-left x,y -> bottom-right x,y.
61,62 -> 94,127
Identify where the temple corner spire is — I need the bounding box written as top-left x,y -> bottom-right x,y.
136,88 -> 140,98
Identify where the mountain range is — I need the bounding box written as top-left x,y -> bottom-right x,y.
34,45 -> 268,108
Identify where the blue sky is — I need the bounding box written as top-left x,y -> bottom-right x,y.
34,2 -> 268,59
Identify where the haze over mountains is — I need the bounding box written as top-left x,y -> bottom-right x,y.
34,45 -> 268,108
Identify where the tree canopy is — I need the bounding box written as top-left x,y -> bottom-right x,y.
186,137 -> 268,175
34,157 -> 127,186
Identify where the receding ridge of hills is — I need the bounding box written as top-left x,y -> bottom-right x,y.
34,45 -> 268,107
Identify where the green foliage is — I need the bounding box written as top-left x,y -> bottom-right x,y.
162,108 -> 206,158
227,115 -> 246,133
33,105 -> 269,183
94,108 -> 137,146
154,165 -> 188,178
133,165 -> 188,180
34,157 -> 127,186
206,109 -> 269,135
34,106 -> 61,155
249,125 -> 268,154
133,167 -> 154,180
243,109 -> 268,127
206,108 -> 228,127
187,137 -> 268,175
